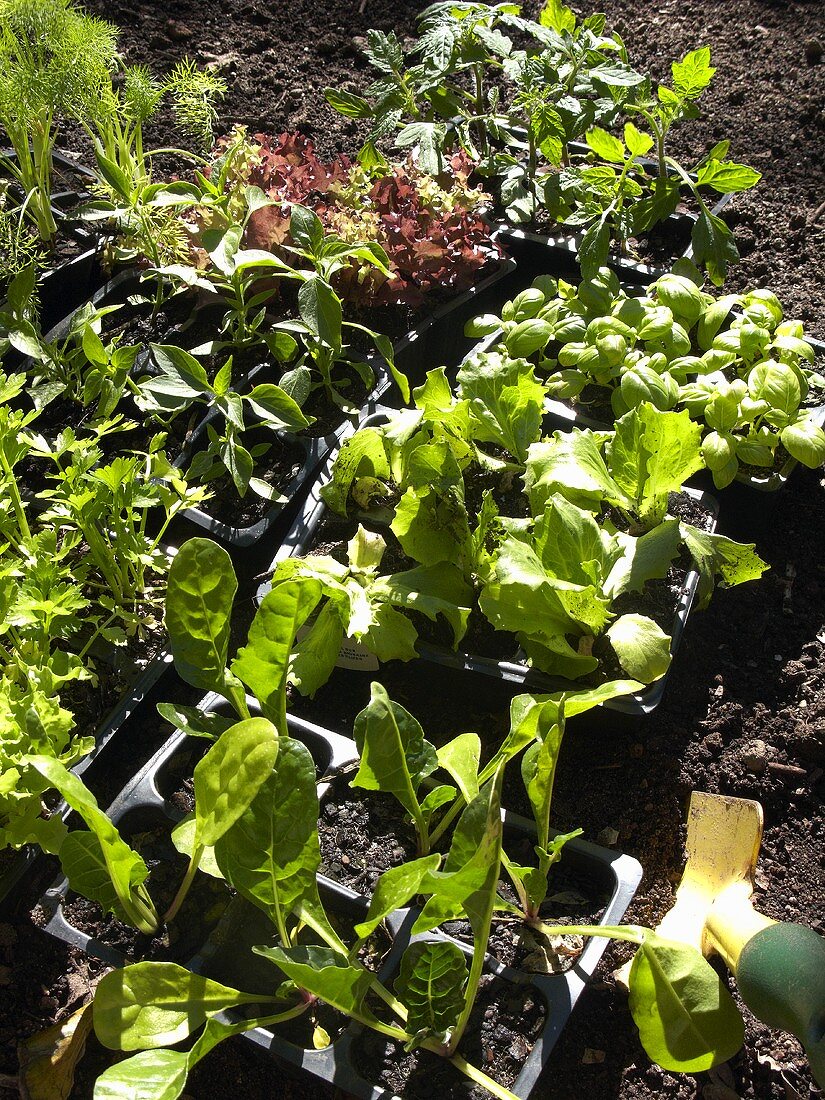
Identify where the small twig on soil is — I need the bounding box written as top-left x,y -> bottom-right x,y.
767,761 -> 807,779
807,198 -> 825,227
359,0 -> 367,12
782,562 -> 797,615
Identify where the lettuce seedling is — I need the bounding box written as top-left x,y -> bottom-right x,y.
234,132 -> 499,311
0,684 -> 90,856
479,492 -> 675,683
525,403 -> 768,606
270,526 -> 472,695
320,354 -> 546,575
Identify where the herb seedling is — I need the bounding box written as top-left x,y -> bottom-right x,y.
0,0 -> 118,242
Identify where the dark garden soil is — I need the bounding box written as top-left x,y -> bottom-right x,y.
1,1 -> 824,1099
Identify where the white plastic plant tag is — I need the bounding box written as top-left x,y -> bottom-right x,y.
335,639 -> 380,671
294,618 -> 380,671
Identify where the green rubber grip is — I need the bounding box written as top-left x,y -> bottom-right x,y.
736,923 -> 825,1088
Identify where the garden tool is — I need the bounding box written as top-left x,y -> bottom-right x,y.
633,791 -> 825,1085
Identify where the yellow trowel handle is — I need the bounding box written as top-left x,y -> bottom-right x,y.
706,892 -> 825,1087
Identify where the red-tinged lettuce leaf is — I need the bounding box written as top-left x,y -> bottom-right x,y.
214,132 -> 498,309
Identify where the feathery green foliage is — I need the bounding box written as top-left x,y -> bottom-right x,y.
166,58 -> 227,153
0,0 -> 118,240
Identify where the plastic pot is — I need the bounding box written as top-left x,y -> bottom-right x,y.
1,240 -> 103,345
48,149 -> 97,211
492,210 -> 704,288
36,693 -> 641,1100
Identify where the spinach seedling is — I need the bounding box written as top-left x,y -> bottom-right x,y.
499,684 -> 639,920
163,537 -> 325,737
24,756 -> 159,935
535,921 -> 745,1075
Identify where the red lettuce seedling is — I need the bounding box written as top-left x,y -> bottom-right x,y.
214,131 -> 500,309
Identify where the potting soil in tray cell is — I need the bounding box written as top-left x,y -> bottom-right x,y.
317,772 -> 420,897
179,426 -> 315,536
47,801 -> 230,965
350,970 -> 546,1100
214,894 -> 553,1100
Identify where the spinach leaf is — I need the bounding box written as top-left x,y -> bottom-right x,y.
26,757 -> 157,935
165,538 -> 247,718
352,682 -> 443,855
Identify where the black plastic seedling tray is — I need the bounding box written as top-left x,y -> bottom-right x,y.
492,211 -> 702,288
36,693 -> 641,1099
0,649 -> 173,913
174,399 -> 348,551
1,148 -> 103,331
264,401 -> 718,723
372,256 -> 519,404
26,270 -> 376,554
